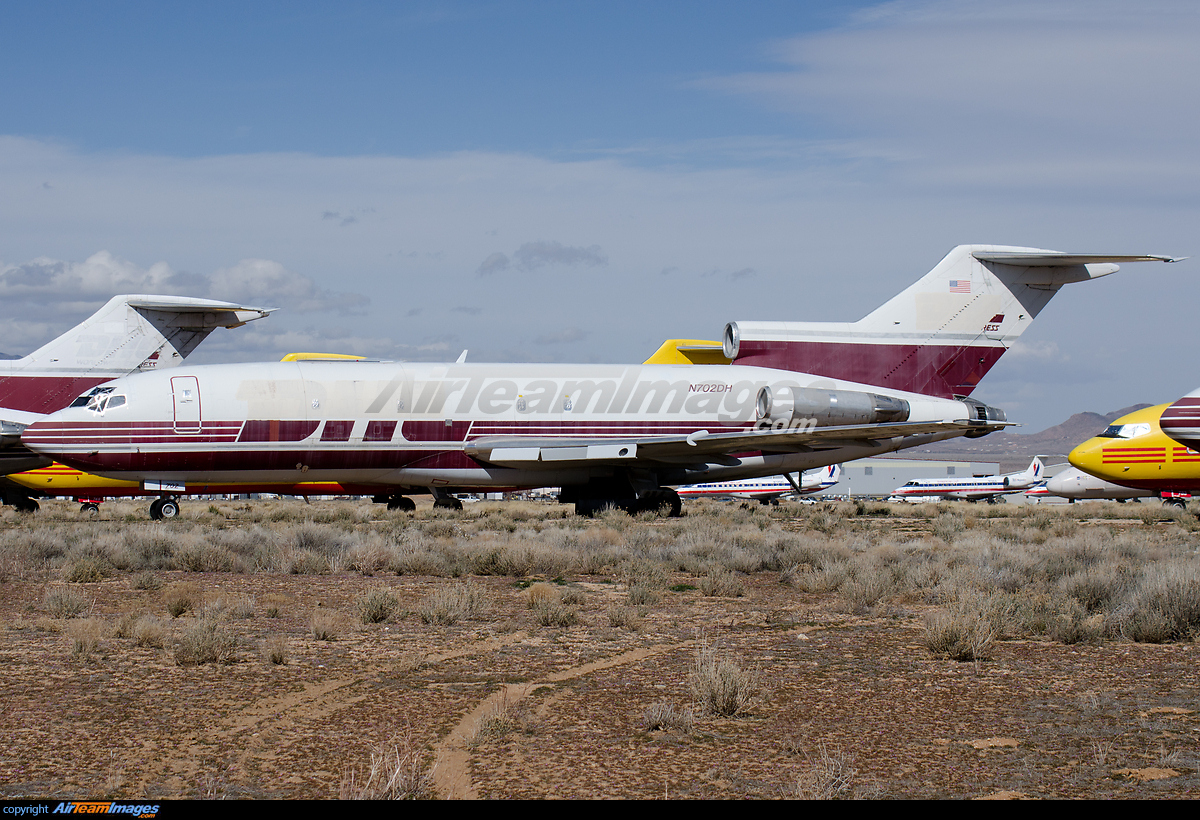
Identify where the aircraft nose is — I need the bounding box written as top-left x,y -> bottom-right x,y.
1067,437 -> 1106,479
1045,471 -> 1074,495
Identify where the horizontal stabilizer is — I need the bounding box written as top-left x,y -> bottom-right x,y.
972,252 -> 1184,266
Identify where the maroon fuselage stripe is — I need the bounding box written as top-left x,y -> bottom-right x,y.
0,375 -> 113,414
732,341 -> 1005,399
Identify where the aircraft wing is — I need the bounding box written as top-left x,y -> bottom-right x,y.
463,419 -> 1009,468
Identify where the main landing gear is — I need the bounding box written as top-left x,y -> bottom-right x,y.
573,488 -> 683,518
149,496 -> 180,520
12,496 -> 39,514
373,493 -> 417,512
432,490 -> 463,511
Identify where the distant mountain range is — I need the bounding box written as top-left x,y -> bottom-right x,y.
895,404 -> 1154,472
0,353 -> 18,360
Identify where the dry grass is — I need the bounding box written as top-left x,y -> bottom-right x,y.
43,585 -> 91,618
340,728 -> 436,800
418,581 -> 489,625
640,701 -> 694,733
789,743 -> 858,799
310,609 -> 340,641
7,497 -> 1200,798
174,616 -> 238,666
356,587 -> 400,624
689,641 -> 761,717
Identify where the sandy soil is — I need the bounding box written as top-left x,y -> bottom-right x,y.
1,502 -> 1198,799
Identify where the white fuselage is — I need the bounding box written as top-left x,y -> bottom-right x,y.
22,360 -> 980,492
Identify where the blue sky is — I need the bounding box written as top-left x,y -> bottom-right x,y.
1,0 -> 1197,431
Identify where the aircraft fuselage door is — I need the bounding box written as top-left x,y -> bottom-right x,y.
171,375 -> 201,434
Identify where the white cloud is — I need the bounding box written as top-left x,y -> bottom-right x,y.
701,0 -> 1200,198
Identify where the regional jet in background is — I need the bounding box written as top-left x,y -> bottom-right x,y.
1030,466 -> 1155,503
889,457 -> 1045,503
1068,404 -> 1199,507
676,464 -> 841,505
0,295 -> 273,511
647,246 -> 1180,398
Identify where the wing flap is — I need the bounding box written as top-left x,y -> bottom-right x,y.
465,419 -> 1010,468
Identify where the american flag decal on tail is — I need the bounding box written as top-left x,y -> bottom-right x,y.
949,280 -> 971,293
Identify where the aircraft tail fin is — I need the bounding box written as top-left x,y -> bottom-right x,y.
2,295 -> 274,416
722,245 -> 1179,397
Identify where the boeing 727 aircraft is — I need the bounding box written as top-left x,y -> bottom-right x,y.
1069,404 -> 1200,504
22,360 -> 1009,517
20,244 -> 1176,518
677,464 -> 840,504
889,457 -> 1045,503
0,295 -> 273,510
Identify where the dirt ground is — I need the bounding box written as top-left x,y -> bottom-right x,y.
1,499 -> 1198,799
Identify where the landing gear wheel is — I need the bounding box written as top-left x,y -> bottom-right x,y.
638,489 -> 682,518
387,496 -> 416,512
80,503 -> 100,516
1165,497 -> 1188,509
149,499 -> 164,520
13,496 -> 39,513
158,498 -> 180,518
433,496 -> 463,511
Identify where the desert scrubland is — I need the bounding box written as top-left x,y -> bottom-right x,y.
1,496 -> 1199,799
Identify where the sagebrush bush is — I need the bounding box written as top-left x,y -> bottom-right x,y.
356,588 -> 399,624
641,701 -> 694,733
310,610 -> 339,641
175,617 -> 237,666
163,582 -> 201,618
925,600 -> 995,661
689,641 -> 760,717
418,581 -> 488,625
44,586 -> 90,618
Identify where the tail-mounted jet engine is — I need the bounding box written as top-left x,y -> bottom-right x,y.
755,385 -> 911,429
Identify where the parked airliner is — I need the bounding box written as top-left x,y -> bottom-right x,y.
1069,404 -> 1200,505
1,295 -> 273,511
20,245 -> 1175,518
677,465 -> 840,504
889,457 -> 1045,503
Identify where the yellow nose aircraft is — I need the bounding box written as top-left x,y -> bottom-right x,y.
1068,404 -> 1200,500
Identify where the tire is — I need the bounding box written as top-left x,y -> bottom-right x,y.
149,499 -> 164,520
387,496 -> 416,512
158,499 -> 180,518
433,497 -> 463,511
80,503 -> 100,516
13,497 -> 39,514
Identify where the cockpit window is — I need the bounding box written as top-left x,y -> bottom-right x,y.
1098,422 -> 1151,439
80,390 -> 126,413
70,386 -> 113,408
